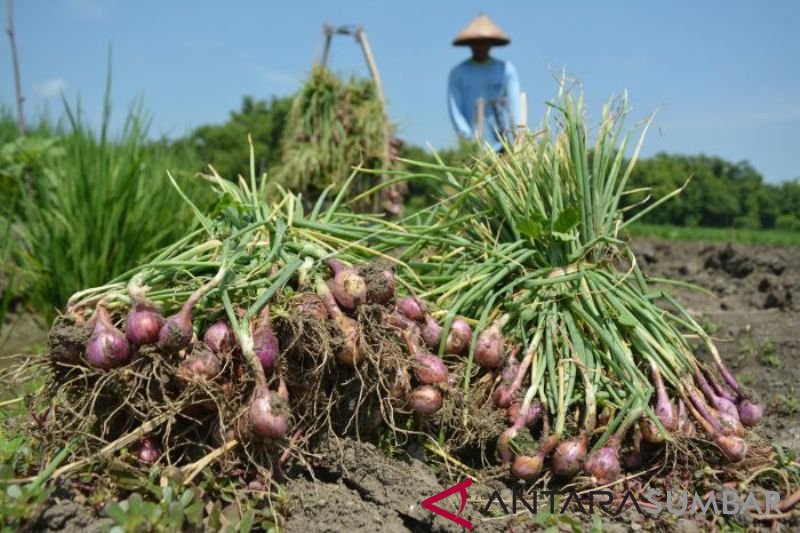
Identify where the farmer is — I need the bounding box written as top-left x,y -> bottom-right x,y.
447,14 -> 522,152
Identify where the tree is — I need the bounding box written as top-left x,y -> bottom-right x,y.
174,96 -> 292,180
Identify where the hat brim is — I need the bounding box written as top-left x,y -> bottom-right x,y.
453,36 -> 510,47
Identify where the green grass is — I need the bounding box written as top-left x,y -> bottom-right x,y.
630,223 -> 800,246
3,77 -> 207,323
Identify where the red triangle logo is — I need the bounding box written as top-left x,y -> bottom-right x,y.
421,479 -> 474,529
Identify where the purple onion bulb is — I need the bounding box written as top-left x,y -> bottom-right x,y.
552,433 -> 588,478
446,318 -> 472,355
584,440 -> 622,485
421,314 -> 442,350
737,397 -> 763,427
249,388 -> 291,440
474,321 -> 505,369
203,320 -> 235,354
158,305 -> 194,354
126,301 -> 163,346
86,306 -> 131,369
407,385 -> 443,415
327,259 -> 367,310
396,295 -> 426,322
413,352 -> 449,384
135,437 -> 161,465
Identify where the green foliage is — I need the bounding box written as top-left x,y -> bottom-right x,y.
629,223 -> 800,246
174,96 -> 291,180
625,153 -> 799,231
4,83 -> 207,322
105,486 -> 204,533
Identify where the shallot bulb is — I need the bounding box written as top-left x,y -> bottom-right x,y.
737,397 -> 763,427
584,437 -> 622,485
474,320 -> 505,369
135,437 -> 161,465
552,432 -> 588,478
316,278 -> 362,365
511,455 -> 544,481
407,385 -> 443,415
126,300 -> 163,346
396,295 -> 426,322
177,346 -> 222,382
291,293 -> 328,321
367,267 -> 395,305
421,314 -> 442,350
327,259 -> 367,310
158,303 -> 194,354
86,306 -> 131,369
203,320 -> 235,353
253,307 -> 280,374
445,318 -> 472,355
249,388 -> 291,440
413,352 -> 449,385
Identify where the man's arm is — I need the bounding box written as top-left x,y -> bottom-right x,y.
448,69 -> 473,139
504,62 -> 522,128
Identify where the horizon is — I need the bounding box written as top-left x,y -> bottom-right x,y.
2,0 -> 798,183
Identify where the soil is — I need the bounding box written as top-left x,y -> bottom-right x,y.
9,239 -> 800,532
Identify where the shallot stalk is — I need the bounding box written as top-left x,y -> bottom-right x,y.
316,277 -> 361,365
326,258 -> 367,310
682,388 -> 748,463
684,380 -> 745,437
159,267 -> 227,354
704,364 -> 763,426
86,304 -> 131,369
651,365 -> 678,432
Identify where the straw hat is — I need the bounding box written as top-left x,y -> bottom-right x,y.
452,14 -> 510,46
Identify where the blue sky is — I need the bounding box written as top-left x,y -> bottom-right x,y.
2,0 -> 799,182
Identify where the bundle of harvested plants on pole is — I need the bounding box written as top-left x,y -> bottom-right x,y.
278,66 -> 395,212
390,85 -> 766,484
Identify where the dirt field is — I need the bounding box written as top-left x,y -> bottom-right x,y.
8,238 -> 800,532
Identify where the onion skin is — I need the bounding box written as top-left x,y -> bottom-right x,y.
177,346 -> 222,382
316,279 -> 362,365
291,293 -> 328,321
86,306 -> 131,369
367,268 -> 395,305
327,259 -> 367,310
511,455 -> 544,480
158,306 -> 194,354
715,434 -> 748,463
446,318 -> 472,355
203,321 -> 235,354
407,385 -> 443,415
737,397 -> 763,427
474,321 -> 505,369
584,441 -> 622,485
135,437 -> 161,465
249,388 -> 291,440
413,352 -> 449,385
552,433 -> 588,478
506,400 -> 543,428
253,308 -> 280,374
421,314 -> 442,350
652,366 -> 678,432
639,416 -> 666,444
126,301 -> 163,346
396,296 -> 426,322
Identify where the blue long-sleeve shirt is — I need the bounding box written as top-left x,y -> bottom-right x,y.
447,57 -> 522,151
